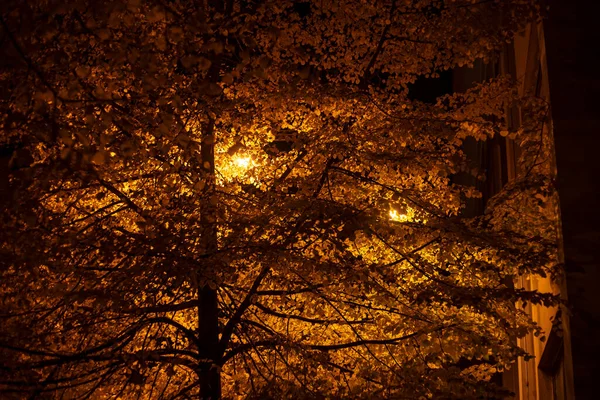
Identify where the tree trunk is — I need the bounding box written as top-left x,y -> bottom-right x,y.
197,117 -> 221,399
198,286 -> 221,399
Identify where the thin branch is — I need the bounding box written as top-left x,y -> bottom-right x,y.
360,0 -> 397,87
222,324 -> 452,363
253,302 -> 374,326
219,265 -> 270,355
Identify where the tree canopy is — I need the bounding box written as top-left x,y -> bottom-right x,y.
0,0 -> 558,399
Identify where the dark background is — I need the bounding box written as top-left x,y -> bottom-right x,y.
546,0 -> 600,398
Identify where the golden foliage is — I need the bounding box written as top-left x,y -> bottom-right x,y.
0,1 -> 555,399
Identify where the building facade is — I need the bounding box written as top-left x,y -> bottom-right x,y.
451,1 -> 598,397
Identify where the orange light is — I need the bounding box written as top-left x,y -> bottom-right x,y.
233,156 -> 252,169
389,209 -> 408,222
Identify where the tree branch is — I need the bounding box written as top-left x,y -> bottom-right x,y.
222,324 -> 453,363
360,0 -> 397,87
253,302 -> 374,326
218,265 -> 270,356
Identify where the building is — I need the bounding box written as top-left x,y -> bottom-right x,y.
450,1 -> 599,398
543,0 -> 600,398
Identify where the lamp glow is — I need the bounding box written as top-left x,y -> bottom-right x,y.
389,209 -> 408,222
233,156 -> 252,169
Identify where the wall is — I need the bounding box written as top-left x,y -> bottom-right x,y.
544,0 -> 600,398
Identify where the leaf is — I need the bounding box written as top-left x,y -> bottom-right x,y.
75,66 -> 91,78
195,180 -> 206,191
147,6 -> 165,23
168,26 -> 184,43
91,151 -> 106,165
221,73 -> 234,84
155,36 -> 167,51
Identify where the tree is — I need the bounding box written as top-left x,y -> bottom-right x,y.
0,0 -> 557,399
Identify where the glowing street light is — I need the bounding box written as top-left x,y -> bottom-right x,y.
389,208 -> 408,222
232,155 -> 252,169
